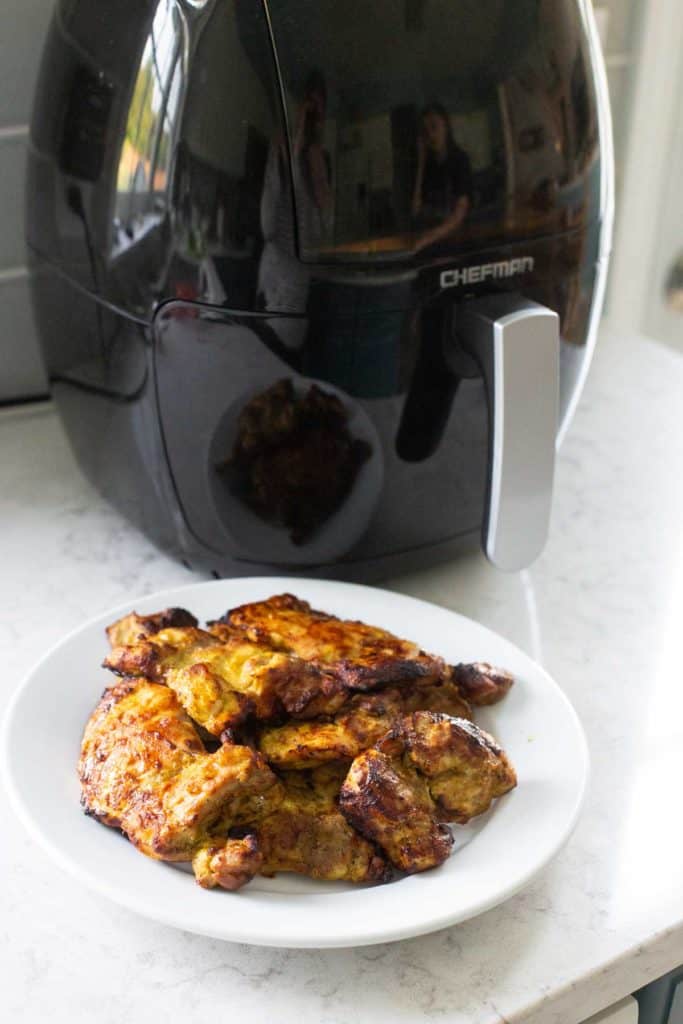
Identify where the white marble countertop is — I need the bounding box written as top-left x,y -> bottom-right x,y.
2,323 -> 682,1024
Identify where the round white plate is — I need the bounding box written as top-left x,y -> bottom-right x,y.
1,578 -> 588,948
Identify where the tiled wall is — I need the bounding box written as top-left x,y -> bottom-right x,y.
0,0 -> 53,402
0,0 -> 644,404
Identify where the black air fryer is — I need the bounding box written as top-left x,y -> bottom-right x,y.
26,0 -> 613,579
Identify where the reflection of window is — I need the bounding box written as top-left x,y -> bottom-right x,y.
115,0 -> 183,239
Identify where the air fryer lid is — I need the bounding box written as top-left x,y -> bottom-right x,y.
266,0 -> 600,263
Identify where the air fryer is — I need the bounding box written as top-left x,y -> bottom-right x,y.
26,0 -> 613,579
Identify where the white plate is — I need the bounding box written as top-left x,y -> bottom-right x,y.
1,578 -> 588,948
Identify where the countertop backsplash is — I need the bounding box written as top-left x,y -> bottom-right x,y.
0,0 -> 52,403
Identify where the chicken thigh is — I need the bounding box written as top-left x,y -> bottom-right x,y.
79,678 -> 283,889
259,681 -> 471,769
254,765 -> 389,883
104,625 -> 345,735
213,593 -> 447,691
339,711 -> 516,872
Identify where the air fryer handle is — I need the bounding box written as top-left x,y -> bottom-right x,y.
459,294 -> 559,571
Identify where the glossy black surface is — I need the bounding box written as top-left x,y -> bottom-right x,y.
29,262 -> 185,553
154,299 -> 485,566
267,0 -> 601,263
153,230 -> 598,568
27,0 -> 603,320
28,0 -> 293,320
28,0 -> 609,577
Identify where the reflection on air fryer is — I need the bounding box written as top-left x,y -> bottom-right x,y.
215,379 -> 372,545
267,0 -> 599,264
26,0 -> 609,578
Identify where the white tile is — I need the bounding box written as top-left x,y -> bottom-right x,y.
0,134 -> 27,270
0,272 -> 48,400
0,0 -> 53,128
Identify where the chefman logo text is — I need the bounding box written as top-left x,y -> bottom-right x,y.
440,257 -> 534,289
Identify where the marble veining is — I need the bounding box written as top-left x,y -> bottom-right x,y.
2,325 -> 683,1023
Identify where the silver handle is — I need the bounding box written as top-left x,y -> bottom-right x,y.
460,294 -> 559,571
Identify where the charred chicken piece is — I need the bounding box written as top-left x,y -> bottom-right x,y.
104,625 -> 346,735
339,711 -> 516,871
259,689 -> 405,769
192,835 -> 264,891
78,678 -> 283,889
397,678 -> 472,718
214,593 -> 447,692
259,681 -> 471,770
255,765 -> 389,883
451,662 -> 514,706
339,748 -> 454,874
379,711 -> 517,823
106,607 -> 198,648
86,595 -> 518,890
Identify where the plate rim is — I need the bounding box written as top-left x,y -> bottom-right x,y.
1,576 -> 590,948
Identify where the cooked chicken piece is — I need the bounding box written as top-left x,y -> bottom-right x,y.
253,766 -> 389,883
88,596 -> 518,892
302,761 -> 350,801
339,711 -> 516,871
192,834 -> 264,891
213,593 -> 446,691
261,719 -> 364,770
104,627 -> 247,733
259,761 -> 349,803
451,662 -> 514,706
398,678 -> 472,718
104,626 -> 345,735
339,748 -> 454,874
79,678 -> 283,889
378,711 -> 517,823
259,680 -> 471,770
259,690 -> 403,769
106,607 -> 198,648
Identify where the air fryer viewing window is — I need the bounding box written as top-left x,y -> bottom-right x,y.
266,0 -> 600,262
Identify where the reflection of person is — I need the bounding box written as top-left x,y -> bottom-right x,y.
292,70 -> 333,251
411,103 -> 472,252
257,71 -> 332,340
257,132 -> 307,347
